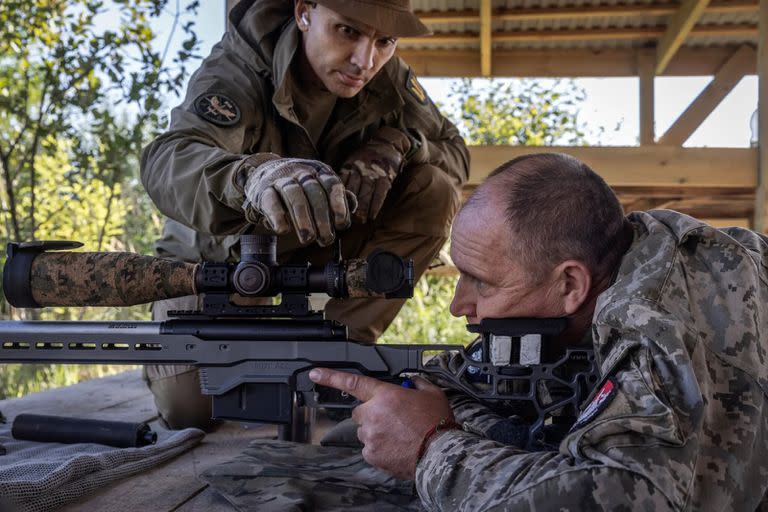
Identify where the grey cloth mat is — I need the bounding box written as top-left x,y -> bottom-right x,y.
0,423 -> 204,512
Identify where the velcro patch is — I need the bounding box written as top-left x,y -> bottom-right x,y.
193,93 -> 241,126
405,68 -> 428,105
572,378 -> 618,431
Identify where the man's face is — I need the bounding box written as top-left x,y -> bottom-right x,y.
296,2 -> 398,98
449,199 -> 565,325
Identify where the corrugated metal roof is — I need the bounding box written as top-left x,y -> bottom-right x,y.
403,0 -> 758,52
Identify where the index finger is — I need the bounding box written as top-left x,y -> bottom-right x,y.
309,367 -> 384,402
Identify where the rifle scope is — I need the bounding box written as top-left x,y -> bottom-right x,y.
3,235 -> 414,308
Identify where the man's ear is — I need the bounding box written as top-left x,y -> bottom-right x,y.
553,260 -> 592,315
295,0 -> 311,31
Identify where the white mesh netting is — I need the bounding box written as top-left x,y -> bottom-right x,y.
0,424 -> 204,512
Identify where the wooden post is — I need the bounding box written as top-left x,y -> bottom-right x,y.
480,0 -> 493,77
638,49 -> 656,145
755,0 -> 768,232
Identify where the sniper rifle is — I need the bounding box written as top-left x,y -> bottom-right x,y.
0,235 -> 599,446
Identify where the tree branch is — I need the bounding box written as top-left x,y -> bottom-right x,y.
96,179 -> 118,252
160,0 -> 182,66
0,152 -> 21,242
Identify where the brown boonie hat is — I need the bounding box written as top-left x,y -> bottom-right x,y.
314,0 -> 431,38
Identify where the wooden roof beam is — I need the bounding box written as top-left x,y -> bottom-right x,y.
415,0 -> 757,25
621,197 -> 672,213
397,47 -> 757,78
656,0 -> 711,74
400,23 -> 757,45
480,0 -> 492,76
658,44 -> 756,145
615,186 -> 754,197
654,197 -> 754,217
467,146 -> 757,188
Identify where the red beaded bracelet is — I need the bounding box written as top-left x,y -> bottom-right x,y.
417,418 -> 462,461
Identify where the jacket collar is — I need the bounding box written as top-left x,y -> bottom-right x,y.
271,22 -> 301,119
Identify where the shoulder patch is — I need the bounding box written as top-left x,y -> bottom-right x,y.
572,378 -> 618,431
405,68 -> 428,105
193,93 -> 241,127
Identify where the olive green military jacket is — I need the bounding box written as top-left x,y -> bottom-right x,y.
417,210 -> 768,511
140,0 -> 469,262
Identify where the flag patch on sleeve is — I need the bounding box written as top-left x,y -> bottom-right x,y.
572,378 -> 617,430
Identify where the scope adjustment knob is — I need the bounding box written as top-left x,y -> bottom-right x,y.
233,261 -> 270,296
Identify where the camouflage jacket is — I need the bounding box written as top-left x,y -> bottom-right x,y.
417,210 -> 768,511
140,0 -> 468,262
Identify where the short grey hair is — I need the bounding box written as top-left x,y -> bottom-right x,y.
466,152 -> 629,282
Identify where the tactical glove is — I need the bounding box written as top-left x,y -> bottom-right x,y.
338,126 -> 413,224
242,158 -> 355,247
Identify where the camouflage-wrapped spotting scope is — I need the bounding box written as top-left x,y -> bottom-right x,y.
0,235 -> 599,447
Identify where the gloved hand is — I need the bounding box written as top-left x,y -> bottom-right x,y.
338,126 -> 412,224
242,158 -> 356,246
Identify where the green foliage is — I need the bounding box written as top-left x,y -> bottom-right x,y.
0,0 -> 199,249
379,275 -> 471,346
444,78 -> 589,146
0,364 -> 136,400
21,138 -> 128,246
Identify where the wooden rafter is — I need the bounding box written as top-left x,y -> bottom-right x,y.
621,196 -> 672,213
614,185 -> 755,198
638,49 -> 656,145
658,44 -> 756,145
480,0 -> 492,76
656,0 -> 711,74
397,47 -> 757,78
400,23 -> 756,45
467,146 -> 757,188
415,0 -> 757,24
653,196 -> 754,218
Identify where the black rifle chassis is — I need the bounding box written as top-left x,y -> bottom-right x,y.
0,317 -> 598,446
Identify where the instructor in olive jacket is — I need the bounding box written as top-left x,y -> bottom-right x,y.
140,0 -> 469,429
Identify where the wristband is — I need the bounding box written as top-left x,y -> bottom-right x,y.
417,418 -> 462,461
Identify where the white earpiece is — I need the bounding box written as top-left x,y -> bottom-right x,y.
301,13 -> 310,26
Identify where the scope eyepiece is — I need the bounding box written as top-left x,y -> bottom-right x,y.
366,249 -> 410,296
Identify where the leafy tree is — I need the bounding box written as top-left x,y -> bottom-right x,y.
380,78 -> 593,346
446,78 -> 589,146
0,363 -> 132,399
0,0 -> 200,320
379,273 -> 470,345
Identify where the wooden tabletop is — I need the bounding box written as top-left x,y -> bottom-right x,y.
0,370 -> 332,511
